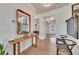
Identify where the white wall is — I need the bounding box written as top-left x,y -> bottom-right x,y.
0,3 -> 35,54
38,4 -> 79,55
38,4 -> 72,39
39,17 -> 46,39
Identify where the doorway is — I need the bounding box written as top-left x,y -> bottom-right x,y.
46,19 -> 56,37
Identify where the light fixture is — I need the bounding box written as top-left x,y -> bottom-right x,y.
42,3 -> 52,7
50,17 -> 54,21
44,16 -> 54,22
35,15 -> 39,19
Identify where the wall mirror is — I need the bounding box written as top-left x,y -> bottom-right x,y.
16,9 -> 31,34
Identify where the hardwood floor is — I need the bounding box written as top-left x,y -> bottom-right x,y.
20,34 -> 56,55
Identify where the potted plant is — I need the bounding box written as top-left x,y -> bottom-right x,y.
0,43 -> 8,55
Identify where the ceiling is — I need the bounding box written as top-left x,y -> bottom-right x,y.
31,3 -> 69,14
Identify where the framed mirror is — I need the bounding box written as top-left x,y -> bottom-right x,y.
16,9 -> 31,34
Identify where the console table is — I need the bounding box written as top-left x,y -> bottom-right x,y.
8,33 -> 38,55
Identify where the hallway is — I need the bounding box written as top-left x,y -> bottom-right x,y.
21,35 -> 56,55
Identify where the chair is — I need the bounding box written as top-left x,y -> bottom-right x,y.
56,38 -> 76,55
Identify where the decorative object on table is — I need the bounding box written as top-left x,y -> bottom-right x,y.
59,35 -> 67,39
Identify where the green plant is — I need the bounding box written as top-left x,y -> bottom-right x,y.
0,43 -> 8,55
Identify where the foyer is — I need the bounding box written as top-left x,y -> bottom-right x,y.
21,35 -> 56,55
0,3 -> 79,55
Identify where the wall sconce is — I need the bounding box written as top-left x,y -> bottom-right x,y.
42,3 -> 52,7
11,17 -> 16,23
44,16 -> 54,22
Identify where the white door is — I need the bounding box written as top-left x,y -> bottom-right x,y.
49,20 -> 56,35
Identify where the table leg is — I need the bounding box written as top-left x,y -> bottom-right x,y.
17,42 -> 20,55
13,44 -> 16,55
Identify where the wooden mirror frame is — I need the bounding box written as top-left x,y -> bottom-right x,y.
16,9 -> 31,34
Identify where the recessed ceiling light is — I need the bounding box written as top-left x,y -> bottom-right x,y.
50,17 -> 54,20
42,3 -> 52,7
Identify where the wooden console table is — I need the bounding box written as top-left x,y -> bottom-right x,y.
8,33 -> 38,55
